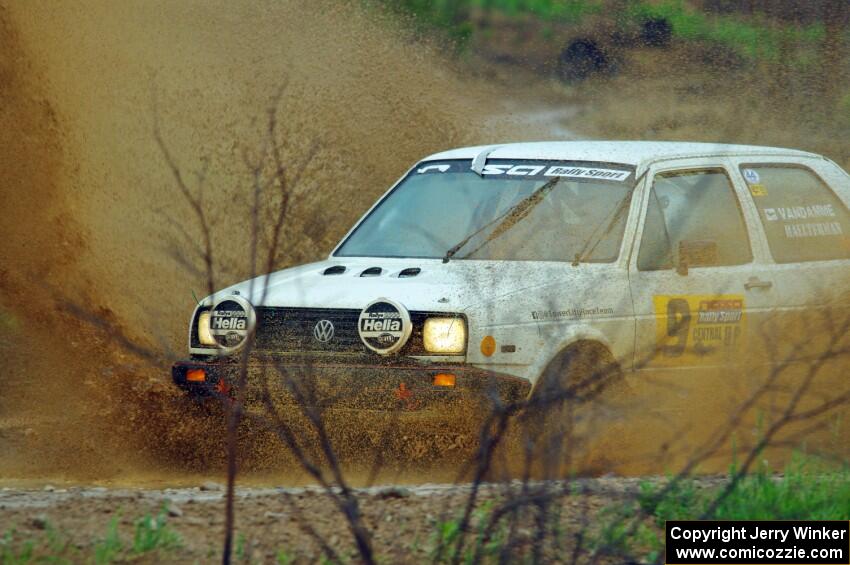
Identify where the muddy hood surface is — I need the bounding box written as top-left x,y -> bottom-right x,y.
203,257 -> 621,316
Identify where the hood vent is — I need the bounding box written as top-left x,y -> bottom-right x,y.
322,265 -> 346,276
398,267 -> 421,278
360,266 -> 383,277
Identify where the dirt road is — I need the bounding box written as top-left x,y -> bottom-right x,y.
0,476 -> 723,562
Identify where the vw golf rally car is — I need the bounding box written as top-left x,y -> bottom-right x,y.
173,141 -> 850,416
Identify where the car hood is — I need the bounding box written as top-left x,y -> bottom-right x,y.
202,257 -> 593,314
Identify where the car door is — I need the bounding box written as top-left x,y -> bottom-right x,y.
627,158 -> 778,371
729,156 -> 850,361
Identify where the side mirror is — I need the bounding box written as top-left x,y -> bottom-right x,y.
677,239 -> 719,273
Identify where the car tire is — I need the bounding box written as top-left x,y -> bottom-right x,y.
641,17 -> 672,47
556,39 -> 610,82
521,342 -> 621,477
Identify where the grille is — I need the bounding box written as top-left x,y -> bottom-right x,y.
255,307 -> 365,354
192,306 -> 465,356
254,307 -> 464,356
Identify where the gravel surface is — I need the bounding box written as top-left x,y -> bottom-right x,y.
0,476 -> 730,563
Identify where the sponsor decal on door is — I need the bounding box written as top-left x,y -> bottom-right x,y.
652,295 -> 746,365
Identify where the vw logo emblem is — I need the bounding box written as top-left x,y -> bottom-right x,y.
313,319 -> 335,343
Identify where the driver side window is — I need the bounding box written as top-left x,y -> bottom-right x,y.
638,168 -> 752,271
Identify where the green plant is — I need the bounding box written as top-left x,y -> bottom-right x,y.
431,516 -> 462,561
638,477 -> 701,526
276,548 -> 295,564
376,0 -> 602,47
93,518 -> 123,565
429,501 -> 511,564
374,0 -> 473,46
710,456 -> 850,520
235,532 -> 246,561
0,511 -> 185,564
628,0 -> 824,61
1,529 -> 35,565
0,522 -> 77,564
379,0 -> 829,66
474,0 -> 603,21
131,507 -> 182,555
599,454 -> 850,562
42,523 -> 73,565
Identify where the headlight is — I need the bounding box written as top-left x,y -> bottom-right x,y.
197,310 -> 216,346
423,317 -> 466,354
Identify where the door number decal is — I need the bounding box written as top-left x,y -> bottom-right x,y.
653,295 -> 746,364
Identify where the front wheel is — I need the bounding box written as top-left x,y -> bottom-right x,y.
520,343 -> 623,477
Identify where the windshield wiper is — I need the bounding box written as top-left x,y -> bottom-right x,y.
571,169 -> 648,266
442,177 -> 560,263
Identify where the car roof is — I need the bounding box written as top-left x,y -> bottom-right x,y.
422,141 -> 820,168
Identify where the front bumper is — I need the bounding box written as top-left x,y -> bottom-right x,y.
172,357 -> 530,413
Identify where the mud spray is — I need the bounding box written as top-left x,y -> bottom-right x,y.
0,0 -> 527,485
0,1 -> 846,486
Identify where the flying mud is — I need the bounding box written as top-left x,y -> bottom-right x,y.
1,0 -> 846,488
0,0 -> 584,486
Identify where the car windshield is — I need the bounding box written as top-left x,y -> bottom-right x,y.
335,159 -> 637,262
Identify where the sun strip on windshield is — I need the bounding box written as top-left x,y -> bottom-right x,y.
415,159 -> 636,184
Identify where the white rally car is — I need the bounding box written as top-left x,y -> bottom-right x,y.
172,141 -> 850,414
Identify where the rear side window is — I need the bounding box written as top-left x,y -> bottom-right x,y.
638,169 -> 752,271
739,165 -> 850,263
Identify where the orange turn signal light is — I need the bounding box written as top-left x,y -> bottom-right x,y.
480,335 -> 496,357
186,368 -> 206,382
433,373 -> 456,387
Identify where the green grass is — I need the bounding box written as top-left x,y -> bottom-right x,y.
1,506 -> 182,564
1,519 -> 76,565
131,508 -> 182,555
429,501 -> 506,564
93,517 -> 123,565
374,0 -> 474,45
641,456 -> 850,522
379,0 -> 826,63
471,0 -> 603,21
423,455 -> 849,563
375,0 -> 602,47
1,529 -> 35,565
593,454 -> 850,562
628,0 -> 824,61
276,548 -> 296,564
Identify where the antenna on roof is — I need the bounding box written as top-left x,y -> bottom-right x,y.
471,145 -> 502,177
